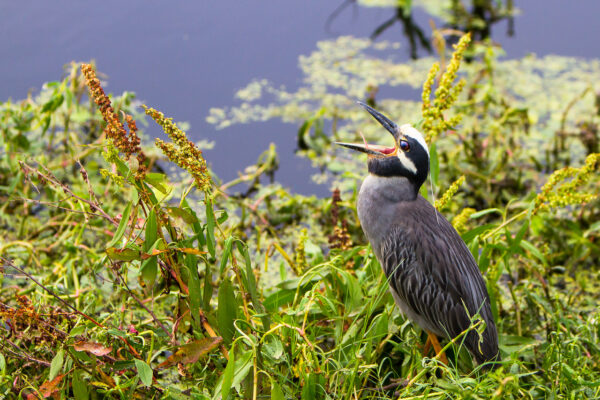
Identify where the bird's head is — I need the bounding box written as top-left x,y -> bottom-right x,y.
336,102 -> 430,190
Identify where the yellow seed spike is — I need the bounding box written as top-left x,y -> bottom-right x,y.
435,175 -> 466,211
533,153 -> 599,214
146,106 -> 212,191
421,33 -> 471,143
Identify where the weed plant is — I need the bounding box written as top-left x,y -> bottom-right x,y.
0,32 -> 599,399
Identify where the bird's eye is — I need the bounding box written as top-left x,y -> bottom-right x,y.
399,140 -> 410,152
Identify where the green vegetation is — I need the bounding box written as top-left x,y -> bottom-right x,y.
1,29 -> 600,400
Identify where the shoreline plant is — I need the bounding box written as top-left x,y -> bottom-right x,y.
0,30 -> 599,399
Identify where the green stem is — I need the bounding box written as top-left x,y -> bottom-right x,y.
483,209 -> 528,241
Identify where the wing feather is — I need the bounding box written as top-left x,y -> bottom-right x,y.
377,198 -> 499,365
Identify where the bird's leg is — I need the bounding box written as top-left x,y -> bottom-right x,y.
422,335 -> 432,356
425,331 -> 448,365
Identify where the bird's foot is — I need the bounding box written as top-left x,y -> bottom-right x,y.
425,331 -> 448,365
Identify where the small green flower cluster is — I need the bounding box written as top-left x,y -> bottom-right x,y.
100,168 -> 124,187
144,106 -> 211,192
295,228 -> 308,273
452,207 -> 476,233
435,175 -> 466,211
101,139 -> 120,164
534,153 -> 599,213
422,33 -> 471,143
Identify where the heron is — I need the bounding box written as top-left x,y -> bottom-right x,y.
336,102 -> 500,369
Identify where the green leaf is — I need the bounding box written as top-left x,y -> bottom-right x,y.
140,254 -> 158,287
217,210 -> 229,224
509,220 -> 529,249
71,349 -> 92,363
107,328 -> 127,338
41,93 -> 64,113
140,210 -> 159,287
236,242 -> 270,329
500,334 -> 538,354
368,313 -> 389,343
181,198 -> 203,237
469,208 -> 502,219
112,360 -> 136,370
41,114 -> 51,134
134,359 -> 153,387
341,271 -> 361,310
49,349 -> 64,381
6,170 -> 22,196
477,244 -> 492,273
297,119 -> 311,150
205,198 -> 217,258
588,221 -> 600,232
106,201 -> 133,248
263,336 -> 284,361
145,172 -> 169,194
158,338 -> 222,369
219,237 -> 234,276
14,133 -> 30,150
126,377 -> 140,399
167,206 -> 199,225
144,210 -> 157,252
263,289 -> 296,312
461,223 -> 497,243
520,240 -> 547,265
237,242 -> 257,301
72,369 -> 89,400
203,261 -> 213,311
231,350 -> 253,391
185,254 -> 202,330
487,279 -> 498,327
271,381 -> 285,400
106,247 -> 141,261
217,279 -> 237,344
221,346 -> 235,400
114,158 -> 133,181
69,325 -> 85,337
301,373 -> 316,400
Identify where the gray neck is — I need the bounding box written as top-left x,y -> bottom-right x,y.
357,174 -> 419,249
360,175 -> 419,203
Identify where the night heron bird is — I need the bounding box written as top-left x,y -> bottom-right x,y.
337,102 -> 500,369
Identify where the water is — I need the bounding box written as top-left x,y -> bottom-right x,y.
1,1 -> 599,196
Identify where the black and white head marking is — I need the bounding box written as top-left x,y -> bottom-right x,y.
336,104 -> 431,192
396,124 -> 429,175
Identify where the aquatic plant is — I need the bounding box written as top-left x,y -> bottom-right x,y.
0,27 -> 599,400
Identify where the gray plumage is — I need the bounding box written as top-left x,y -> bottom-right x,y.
337,102 -> 500,368
358,175 -> 499,366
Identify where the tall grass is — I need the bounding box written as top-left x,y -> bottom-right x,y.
0,33 -> 599,399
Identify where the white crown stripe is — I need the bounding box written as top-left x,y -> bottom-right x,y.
399,124 -> 429,157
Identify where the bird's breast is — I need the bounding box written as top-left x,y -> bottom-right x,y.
357,175 -> 416,250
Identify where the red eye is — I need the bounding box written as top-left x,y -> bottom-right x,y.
399,140 -> 410,152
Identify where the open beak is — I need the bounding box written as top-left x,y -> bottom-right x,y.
335,101 -> 399,157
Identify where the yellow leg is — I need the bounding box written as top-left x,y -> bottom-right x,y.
426,331 -> 448,365
423,335 -> 432,356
